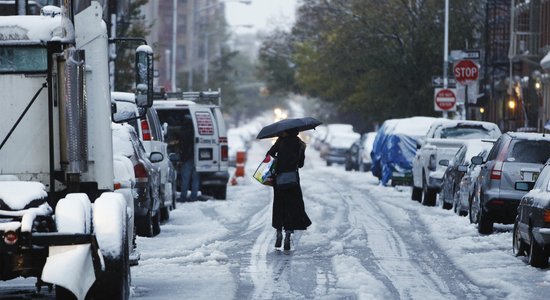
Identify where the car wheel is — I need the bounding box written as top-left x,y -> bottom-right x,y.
528,229 -> 549,268
513,219 -> 527,257
469,194 -> 479,224
152,210 -> 161,236
478,206 -> 493,234
136,210 -> 154,237
345,163 -> 352,171
160,204 -> 170,222
454,190 -> 467,216
442,196 -> 452,210
213,185 -> 227,200
421,177 -> 436,207
411,186 -> 422,202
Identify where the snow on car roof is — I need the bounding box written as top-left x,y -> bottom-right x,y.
0,181 -> 47,210
507,131 -> 550,141
461,139 -> 495,160
382,117 -> 438,137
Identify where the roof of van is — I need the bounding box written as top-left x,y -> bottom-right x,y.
153,99 -> 217,108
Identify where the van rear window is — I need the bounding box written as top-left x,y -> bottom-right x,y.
195,112 -> 214,135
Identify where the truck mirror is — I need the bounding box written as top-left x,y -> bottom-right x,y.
135,45 -> 154,108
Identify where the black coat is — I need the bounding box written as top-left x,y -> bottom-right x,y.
267,135 -> 311,231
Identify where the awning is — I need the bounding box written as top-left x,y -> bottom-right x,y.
541,51 -> 550,71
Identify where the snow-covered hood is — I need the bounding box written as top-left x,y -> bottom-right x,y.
0,181 -> 48,210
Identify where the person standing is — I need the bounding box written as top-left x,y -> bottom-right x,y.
267,129 -> 312,250
179,115 -> 199,202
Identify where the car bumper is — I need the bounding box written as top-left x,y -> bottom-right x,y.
327,155 -> 346,164
484,198 -> 520,224
533,227 -> 550,246
199,171 -> 230,187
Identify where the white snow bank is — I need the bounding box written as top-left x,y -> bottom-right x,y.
0,181 -> 48,210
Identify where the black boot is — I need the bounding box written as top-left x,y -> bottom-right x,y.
284,231 -> 291,250
275,230 -> 283,248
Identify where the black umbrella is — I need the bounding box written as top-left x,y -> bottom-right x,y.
256,117 -> 322,139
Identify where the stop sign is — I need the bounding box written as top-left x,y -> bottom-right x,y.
434,88 -> 456,111
454,59 -> 479,84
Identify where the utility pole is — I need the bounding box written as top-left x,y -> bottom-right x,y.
171,0 -> 177,91
443,0 -> 449,118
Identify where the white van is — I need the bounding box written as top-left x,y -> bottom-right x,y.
153,91 -> 229,200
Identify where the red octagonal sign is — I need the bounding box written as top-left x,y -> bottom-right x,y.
454,59 -> 479,84
434,88 -> 456,111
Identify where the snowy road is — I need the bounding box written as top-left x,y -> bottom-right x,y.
3,140 -> 550,299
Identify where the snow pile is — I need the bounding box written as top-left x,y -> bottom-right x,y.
0,181 -> 47,210
112,122 -> 135,157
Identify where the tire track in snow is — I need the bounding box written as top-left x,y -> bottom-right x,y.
301,166 -> 490,299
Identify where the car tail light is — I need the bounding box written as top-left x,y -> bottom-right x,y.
134,163 -> 149,182
114,182 -> 122,190
490,161 -> 503,180
219,137 -> 227,143
141,120 -> 152,141
4,231 -> 18,245
491,199 -> 504,205
490,139 -> 512,180
544,210 -> 550,223
221,145 -> 228,161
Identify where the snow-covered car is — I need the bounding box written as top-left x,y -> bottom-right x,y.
411,120 -> 501,206
438,139 -> 495,213
325,132 -> 361,166
112,123 -> 164,237
112,92 -> 177,222
319,124 -> 355,159
456,143 -> 493,219
471,132 -> 550,234
371,117 -> 438,186
513,160 -> 550,268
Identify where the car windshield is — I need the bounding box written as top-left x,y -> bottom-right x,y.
507,140 -> 550,164
439,126 -> 493,139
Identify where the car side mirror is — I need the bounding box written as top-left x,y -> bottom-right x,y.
149,152 -> 164,163
457,165 -> 468,172
169,153 -> 181,162
135,45 -> 154,108
471,156 -> 484,165
515,181 -> 535,192
439,159 -> 449,167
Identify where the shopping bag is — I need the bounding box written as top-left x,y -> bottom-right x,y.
253,155 -> 276,186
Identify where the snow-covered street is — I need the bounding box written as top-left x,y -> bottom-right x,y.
3,139 -> 550,299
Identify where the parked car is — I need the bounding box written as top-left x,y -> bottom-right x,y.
112,92 -> 176,221
154,91 -> 229,200
412,120 -> 501,206
371,117 -> 438,186
513,161 -> 550,268
471,132 -> 550,234
112,123 -> 164,237
345,132 -> 377,172
325,132 -> 361,166
319,124 -> 355,159
457,145 -> 493,219
438,139 -> 495,213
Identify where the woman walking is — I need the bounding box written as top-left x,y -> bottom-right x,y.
267,129 -> 312,250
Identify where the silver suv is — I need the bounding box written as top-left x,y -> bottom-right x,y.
471,132 -> 550,234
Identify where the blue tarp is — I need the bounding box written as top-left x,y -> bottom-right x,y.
371,117 -> 437,186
